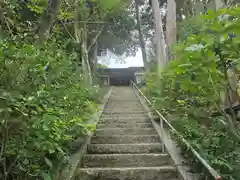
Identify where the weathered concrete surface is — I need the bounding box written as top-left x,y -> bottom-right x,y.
102,110 -> 148,114
99,117 -> 150,124
82,154 -> 172,167
95,127 -> 157,136
101,113 -> 149,118
87,143 -> 162,154
91,135 -> 160,144
97,122 -> 153,128
74,87 -> 181,180
75,166 -> 179,180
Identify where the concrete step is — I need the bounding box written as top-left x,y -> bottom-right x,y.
102,111 -> 147,114
99,117 -> 150,124
104,107 -> 144,110
87,143 -> 162,154
82,154 -> 172,168
97,122 -> 153,128
101,114 -> 148,118
75,166 -> 179,180
106,101 -> 141,104
107,99 -> 139,102
105,103 -> 142,106
95,128 -> 157,136
103,109 -> 145,112
106,100 -> 139,102
91,135 -> 161,144
106,107 -> 144,109
105,105 -> 143,108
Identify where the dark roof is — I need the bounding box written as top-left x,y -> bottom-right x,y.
97,67 -> 144,77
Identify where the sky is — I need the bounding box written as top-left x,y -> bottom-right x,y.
98,48 -> 144,68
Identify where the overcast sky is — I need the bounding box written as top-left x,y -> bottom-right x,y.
98,48 -> 144,68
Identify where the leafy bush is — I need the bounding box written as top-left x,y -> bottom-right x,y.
145,8 -> 240,180
0,39 -> 100,180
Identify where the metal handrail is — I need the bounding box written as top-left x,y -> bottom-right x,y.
130,81 -> 221,180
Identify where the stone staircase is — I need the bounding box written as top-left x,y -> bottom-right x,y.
74,87 -> 182,180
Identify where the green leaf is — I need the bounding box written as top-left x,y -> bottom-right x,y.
45,157 -> 52,168
28,164 -> 41,169
177,63 -> 192,68
40,171 -> 52,180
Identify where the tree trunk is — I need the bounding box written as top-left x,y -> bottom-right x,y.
225,69 -> 239,106
215,0 -> 224,9
74,3 -> 93,85
37,0 -> 62,43
166,0 -> 177,60
135,0 -> 149,71
81,24 -> 93,85
150,0 -> 167,72
88,42 -> 98,77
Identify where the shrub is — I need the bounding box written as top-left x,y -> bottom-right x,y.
145,8 -> 240,180
0,40 -> 99,179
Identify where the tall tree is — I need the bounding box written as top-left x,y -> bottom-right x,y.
150,0 -> 167,71
37,0 -> 62,43
135,0 -> 149,71
166,0 -> 177,60
215,0 -> 225,9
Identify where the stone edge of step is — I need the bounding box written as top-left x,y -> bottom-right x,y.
82,153 -> 171,167
78,166 -> 177,171
87,143 -> 163,154
90,135 -> 160,140
90,135 -> 161,144
95,127 -> 156,131
75,166 -> 179,178
91,135 -> 160,138
88,143 -> 162,146
75,166 -> 180,180
83,153 -> 169,158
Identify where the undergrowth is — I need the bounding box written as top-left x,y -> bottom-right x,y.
144,7 -> 240,180
0,39 -> 101,179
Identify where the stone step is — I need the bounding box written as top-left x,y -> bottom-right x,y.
104,110 -> 144,112
105,104 -> 142,107
104,109 -> 145,112
105,102 -> 143,109
101,114 -> 149,118
107,99 -> 139,102
106,106 -> 143,108
95,128 -> 157,136
99,118 -> 150,124
105,106 -> 143,110
107,102 -> 140,104
106,101 -> 141,104
97,122 -> 153,128
106,102 -> 141,104
102,111 -> 147,114
91,135 -> 160,144
75,166 -> 179,180
87,143 -> 162,154
82,154 -> 172,168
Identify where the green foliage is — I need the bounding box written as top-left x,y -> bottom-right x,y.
177,16 -> 204,41
0,0 -> 137,179
145,7 -> 240,180
0,39 -> 100,179
96,3 -> 138,56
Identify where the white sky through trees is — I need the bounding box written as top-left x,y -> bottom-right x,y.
98,48 -> 144,68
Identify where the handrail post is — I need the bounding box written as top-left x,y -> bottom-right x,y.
160,117 -> 165,153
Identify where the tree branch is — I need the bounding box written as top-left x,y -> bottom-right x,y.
87,29 -> 103,52
60,20 -> 76,40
